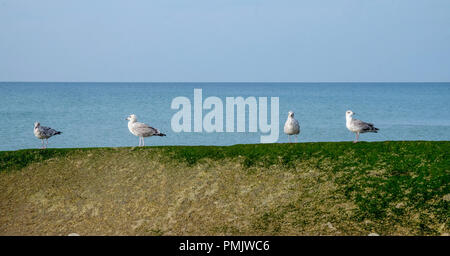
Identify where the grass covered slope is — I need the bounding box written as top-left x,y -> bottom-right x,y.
0,141 -> 448,235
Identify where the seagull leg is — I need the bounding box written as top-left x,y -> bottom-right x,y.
138,137 -> 141,146
288,135 -> 291,143
142,138 -> 145,147
354,133 -> 359,143
295,135 -> 298,143
41,139 -> 45,149
46,139 -> 48,148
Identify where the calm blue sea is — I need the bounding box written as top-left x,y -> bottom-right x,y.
0,83 -> 449,151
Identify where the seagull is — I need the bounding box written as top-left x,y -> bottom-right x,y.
284,111 -> 300,143
33,122 -> 62,149
345,110 -> 379,143
126,114 -> 166,146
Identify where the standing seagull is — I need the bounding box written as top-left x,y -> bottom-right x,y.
345,110 -> 379,143
126,114 -> 166,146
284,111 -> 300,143
33,122 -> 62,149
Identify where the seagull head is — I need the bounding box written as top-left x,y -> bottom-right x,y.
288,111 -> 295,118
346,110 -> 355,117
34,122 -> 40,128
126,114 -> 137,122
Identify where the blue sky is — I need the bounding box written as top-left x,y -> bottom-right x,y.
0,0 -> 449,82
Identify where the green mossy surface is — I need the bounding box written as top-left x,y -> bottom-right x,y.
0,141 -> 448,235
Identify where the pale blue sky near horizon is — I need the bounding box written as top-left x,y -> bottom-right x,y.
1,0 -> 449,82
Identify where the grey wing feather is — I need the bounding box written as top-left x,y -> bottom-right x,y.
41,126 -> 62,136
353,119 -> 379,132
134,122 -> 163,136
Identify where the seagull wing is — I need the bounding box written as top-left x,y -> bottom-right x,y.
134,122 -> 165,136
293,118 -> 300,129
40,126 -> 62,136
352,119 -> 379,133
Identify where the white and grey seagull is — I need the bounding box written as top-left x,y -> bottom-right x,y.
345,110 -> 379,143
284,111 -> 300,143
33,122 -> 62,149
126,114 -> 166,146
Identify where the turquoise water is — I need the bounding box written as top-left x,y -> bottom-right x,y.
0,82 -> 449,150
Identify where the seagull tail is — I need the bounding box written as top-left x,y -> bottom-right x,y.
156,132 -> 166,137
371,127 -> 379,133
55,131 -> 62,135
